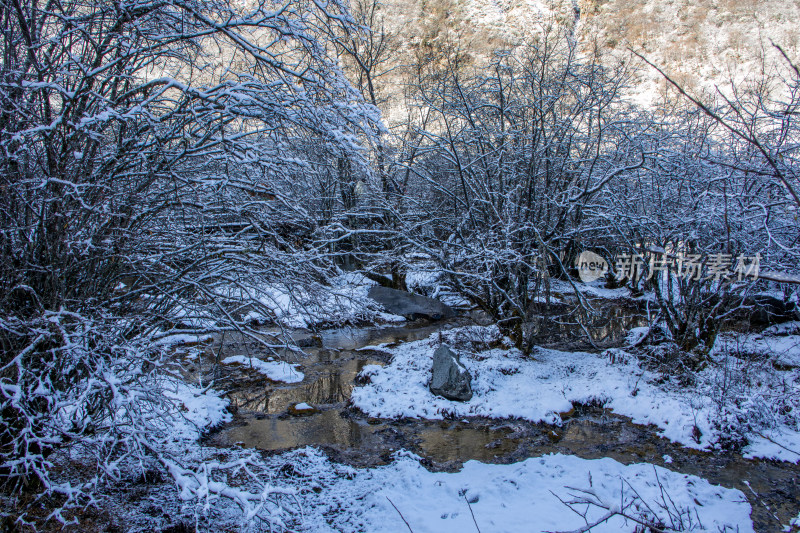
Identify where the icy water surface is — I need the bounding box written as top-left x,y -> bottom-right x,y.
206,315 -> 800,532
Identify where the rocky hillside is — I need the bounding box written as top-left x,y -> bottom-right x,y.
578,0 -> 800,103
374,0 -> 800,117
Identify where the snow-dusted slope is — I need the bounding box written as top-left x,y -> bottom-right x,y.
375,0 -> 799,118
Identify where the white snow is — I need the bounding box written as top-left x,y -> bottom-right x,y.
352,329 -> 718,448
376,311 -> 406,323
713,331 -> 800,367
221,355 -> 304,383
352,325 -> 800,457
743,429 -> 800,463
550,279 -> 653,301
233,272 -> 406,328
764,321 -> 800,336
625,325 -> 651,346
294,402 -> 313,410
356,342 -> 395,352
152,333 -> 213,347
164,381 -> 232,441
291,448 -> 753,532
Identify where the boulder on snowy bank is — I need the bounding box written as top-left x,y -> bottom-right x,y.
747,295 -> 799,326
367,285 -> 455,320
429,345 -> 473,401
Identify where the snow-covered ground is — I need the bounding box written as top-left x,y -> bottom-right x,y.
93,319 -> 800,531
104,439 -> 756,532
713,325 -> 800,367
286,447 -> 753,532
353,326 -> 716,447
228,272 -> 406,329
222,354 -> 305,383
196,260 -> 472,331
352,325 -> 800,461
121,361 -> 763,532
163,379 -> 232,441
550,278 -> 653,301
153,333 -> 213,347
93,287 -> 800,531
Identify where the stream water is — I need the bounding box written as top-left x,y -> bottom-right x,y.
202,313 -> 800,532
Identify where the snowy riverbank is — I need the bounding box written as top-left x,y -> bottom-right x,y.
352,325 -> 800,462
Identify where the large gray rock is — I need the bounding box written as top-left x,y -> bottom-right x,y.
368,285 -> 455,320
429,345 -> 473,401
747,295 -> 800,326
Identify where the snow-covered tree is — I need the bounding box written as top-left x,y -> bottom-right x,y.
400,29 -> 646,353
0,0 -> 376,525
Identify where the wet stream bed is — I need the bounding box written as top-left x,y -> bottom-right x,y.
200,316 -> 800,532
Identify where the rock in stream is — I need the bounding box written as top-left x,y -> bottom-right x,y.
367,285 -> 455,320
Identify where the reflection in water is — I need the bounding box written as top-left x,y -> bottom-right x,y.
221,414 -> 523,465
417,424 -> 519,463
530,306 -> 649,349
226,356 -> 381,414
317,322 -> 454,351
216,311 -> 651,458
224,411 -> 383,451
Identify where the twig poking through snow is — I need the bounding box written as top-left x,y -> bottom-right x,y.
464,493 -> 482,533
386,496 -> 415,532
